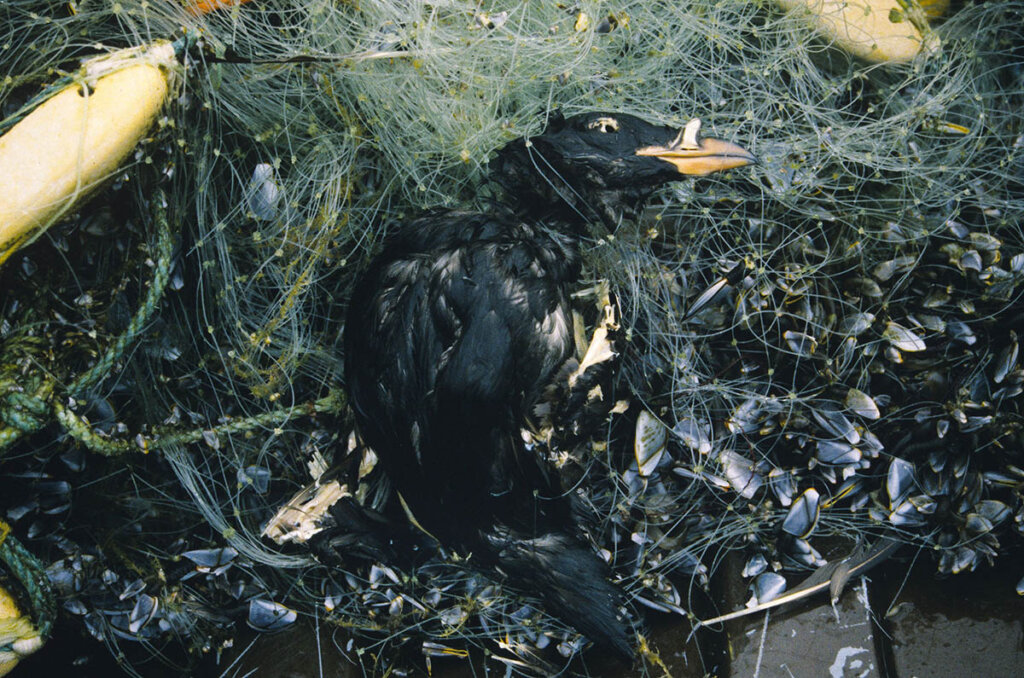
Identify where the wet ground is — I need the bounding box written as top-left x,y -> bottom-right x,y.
713,552 -> 1024,678
12,550 -> 1024,677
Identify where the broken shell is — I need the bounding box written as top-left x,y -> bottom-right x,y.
128,595 -> 159,634
815,440 -> 862,466
635,410 -> 668,477
182,547 -> 238,575
838,312 -> 875,337
784,330 -> 818,357
812,406 -> 860,445
673,418 -> 712,455
887,458 -> 916,507
742,553 -> 769,578
769,468 -> 798,507
748,572 -> 787,607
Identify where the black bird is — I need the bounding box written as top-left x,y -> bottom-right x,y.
343,111 -> 754,657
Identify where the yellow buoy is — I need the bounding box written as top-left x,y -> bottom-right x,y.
0,42 -> 176,266
916,0 -> 949,20
0,583 -> 43,677
188,0 -> 254,15
775,0 -> 940,63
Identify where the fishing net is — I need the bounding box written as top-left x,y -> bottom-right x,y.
1,0 -> 1023,675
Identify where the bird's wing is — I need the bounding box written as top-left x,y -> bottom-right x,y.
344,214 -> 578,537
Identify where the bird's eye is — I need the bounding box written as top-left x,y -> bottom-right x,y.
587,117 -> 620,133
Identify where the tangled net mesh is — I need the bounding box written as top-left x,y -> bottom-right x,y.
1,0 -> 1023,675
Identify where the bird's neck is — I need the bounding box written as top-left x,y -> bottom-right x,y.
490,140 -> 650,230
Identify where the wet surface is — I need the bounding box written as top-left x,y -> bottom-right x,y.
10,551 -> 1024,677
873,555 -> 1024,678
716,543 -> 882,678
221,621 -> 363,678
12,617 -> 191,678
728,581 -> 879,678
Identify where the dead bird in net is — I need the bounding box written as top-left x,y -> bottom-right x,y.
2,0 -> 1024,674
339,111 -> 754,658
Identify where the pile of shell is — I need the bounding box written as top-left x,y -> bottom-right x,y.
601,205 -> 1024,615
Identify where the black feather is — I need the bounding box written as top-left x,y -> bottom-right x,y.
343,112 -> 751,657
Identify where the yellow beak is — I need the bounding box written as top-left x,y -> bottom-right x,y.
636,118 -> 755,176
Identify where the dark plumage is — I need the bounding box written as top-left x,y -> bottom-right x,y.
343,111 -> 754,657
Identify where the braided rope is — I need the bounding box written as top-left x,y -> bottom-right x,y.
0,192 -> 347,458
54,388 -> 346,456
0,192 -> 174,455
0,192 -> 345,648
68,192 -> 175,399
0,521 -> 55,640
0,427 -> 20,449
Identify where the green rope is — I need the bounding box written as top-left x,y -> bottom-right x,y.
68,192 -> 175,399
0,522 -> 56,640
0,406 -> 43,434
0,180 -> 344,642
0,379 -> 54,456
5,391 -> 49,418
0,184 -> 345,458
54,388 -> 347,456
0,426 -> 21,449
0,192 -> 174,456
0,186 -> 346,456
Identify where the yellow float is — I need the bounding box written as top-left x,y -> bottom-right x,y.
0,42 -> 176,266
775,0 -> 942,63
0,582 -> 43,677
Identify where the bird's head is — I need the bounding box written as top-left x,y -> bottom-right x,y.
492,111 -> 755,228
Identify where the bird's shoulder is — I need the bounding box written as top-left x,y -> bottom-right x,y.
359,209 -> 581,306
387,209 -> 576,264
345,208 -> 579,408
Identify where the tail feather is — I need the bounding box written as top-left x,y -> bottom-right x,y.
311,496 -> 436,567
485,529 -> 633,660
